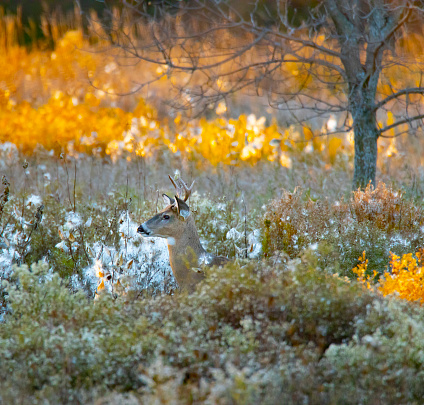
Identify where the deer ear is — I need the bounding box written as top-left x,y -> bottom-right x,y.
162,194 -> 175,206
174,195 -> 190,220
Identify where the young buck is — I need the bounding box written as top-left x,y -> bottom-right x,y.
137,175 -> 229,292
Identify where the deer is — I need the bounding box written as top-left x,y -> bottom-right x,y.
137,175 -> 229,292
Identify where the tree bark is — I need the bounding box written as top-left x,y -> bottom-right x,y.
352,109 -> 378,189
325,0 -> 392,189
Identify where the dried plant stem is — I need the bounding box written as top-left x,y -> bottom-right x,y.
0,176 -> 10,224
243,196 -> 248,259
16,204 -> 44,265
63,154 -> 72,208
73,160 -> 77,212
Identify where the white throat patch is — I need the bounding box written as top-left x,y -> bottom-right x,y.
167,237 -> 176,246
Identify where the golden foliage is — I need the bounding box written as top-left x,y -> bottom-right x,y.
354,250 -> 424,304
0,14 -> 417,168
352,251 -> 378,290
0,85 -> 350,167
379,251 -> 424,303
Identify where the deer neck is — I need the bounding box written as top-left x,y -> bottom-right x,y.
167,216 -> 206,292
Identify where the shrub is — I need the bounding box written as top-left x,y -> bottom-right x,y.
378,250 -> 424,302
354,249 -> 424,304
262,183 -> 424,277
5,256 -> 424,404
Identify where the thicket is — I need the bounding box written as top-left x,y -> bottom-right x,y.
262,182 -> 424,278
2,257 -> 424,404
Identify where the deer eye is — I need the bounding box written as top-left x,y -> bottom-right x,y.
163,214 -> 170,220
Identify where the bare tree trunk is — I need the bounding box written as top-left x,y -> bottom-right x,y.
349,83 -> 379,189
325,0 -> 389,189
352,110 -> 378,189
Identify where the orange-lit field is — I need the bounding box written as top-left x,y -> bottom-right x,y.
1,15 -> 424,172
1,8 -> 424,404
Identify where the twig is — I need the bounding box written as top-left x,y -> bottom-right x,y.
61,153 -> 72,208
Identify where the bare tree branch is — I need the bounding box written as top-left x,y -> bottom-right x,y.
374,87 -> 424,110
378,113 -> 424,135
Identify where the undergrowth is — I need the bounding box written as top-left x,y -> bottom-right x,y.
262,182 -> 424,277
0,165 -> 259,314
0,154 -> 424,404
2,257 -> 424,404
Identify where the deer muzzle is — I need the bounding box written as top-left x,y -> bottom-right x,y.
137,223 -> 151,236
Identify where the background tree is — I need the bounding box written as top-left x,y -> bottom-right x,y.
87,0 -> 424,188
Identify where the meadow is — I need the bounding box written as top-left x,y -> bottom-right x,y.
1,8 -> 424,404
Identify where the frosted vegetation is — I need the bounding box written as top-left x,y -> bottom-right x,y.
1,148 -> 424,404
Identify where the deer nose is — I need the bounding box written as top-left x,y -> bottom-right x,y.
137,224 -> 150,236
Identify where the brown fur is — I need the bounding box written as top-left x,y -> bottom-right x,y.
138,202 -> 229,292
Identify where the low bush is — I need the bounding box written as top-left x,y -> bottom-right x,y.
262,183 -> 424,277
2,256 -> 424,404
354,249 -> 424,304
0,181 -> 258,315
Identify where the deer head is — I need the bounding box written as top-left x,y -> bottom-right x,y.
137,175 -> 195,239
137,174 -> 228,292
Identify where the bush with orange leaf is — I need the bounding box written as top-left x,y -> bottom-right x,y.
353,249 -> 424,305
378,250 -> 424,303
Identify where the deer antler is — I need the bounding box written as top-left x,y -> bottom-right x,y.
168,174 -> 195,202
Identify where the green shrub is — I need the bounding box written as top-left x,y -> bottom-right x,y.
3,256 -> 424,404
